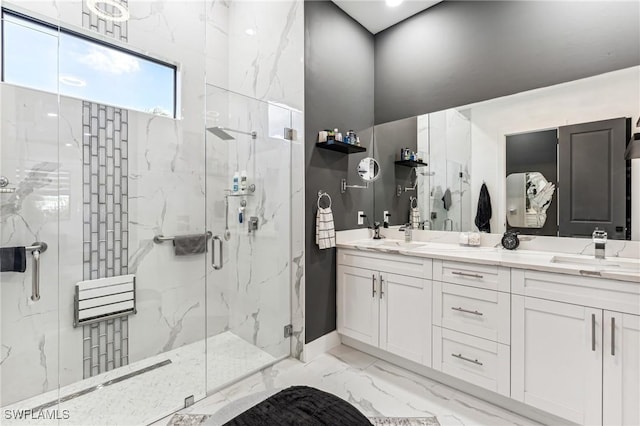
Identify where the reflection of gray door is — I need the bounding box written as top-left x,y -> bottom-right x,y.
506,129 -> 558,236
558,118 -> 629,239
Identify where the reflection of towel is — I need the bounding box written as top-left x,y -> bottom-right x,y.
316,207 -> 336,250
173,234 -> 208,256
442,189 -> 452,211
475,183 -> 492,233
410,208 -> 420,229
0,247 -> 27,272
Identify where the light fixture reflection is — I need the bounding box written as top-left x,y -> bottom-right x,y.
86,0 -> 130,22
245,28 -> 256,36
60,75 -> 86,87
386,0 -> 403,6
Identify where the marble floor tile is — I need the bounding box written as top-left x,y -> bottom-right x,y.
183,345 -> 540,426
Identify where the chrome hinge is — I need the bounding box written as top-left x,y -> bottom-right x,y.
184,395 -> 194,408
284,128 -> 297,141
284,324 -> 293,338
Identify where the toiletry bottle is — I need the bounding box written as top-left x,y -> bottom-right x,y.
240,170 -> 247,191
239,206 -> 245,224
233,172 -> 239,192
334,128 -> 340,142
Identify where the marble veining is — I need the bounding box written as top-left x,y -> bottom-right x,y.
164,346 -> 538,426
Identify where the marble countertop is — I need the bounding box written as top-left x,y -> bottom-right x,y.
337,238 -> 640,284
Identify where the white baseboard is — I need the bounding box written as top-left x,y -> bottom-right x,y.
302,331 -> 341,363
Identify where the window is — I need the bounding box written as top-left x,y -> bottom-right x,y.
2,10 -> 176,117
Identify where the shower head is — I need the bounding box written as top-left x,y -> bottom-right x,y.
207,126 -> 257,140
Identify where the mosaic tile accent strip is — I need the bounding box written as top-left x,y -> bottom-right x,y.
82,0 -> 128,42
82,317 -> 129,378
82,101 -> 130,378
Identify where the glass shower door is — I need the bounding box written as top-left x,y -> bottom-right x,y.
205,85 -> 292,393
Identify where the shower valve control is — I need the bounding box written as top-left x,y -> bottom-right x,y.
248,217 -> 259,233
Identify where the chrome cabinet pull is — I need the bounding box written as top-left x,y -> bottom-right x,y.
372,274 -> 377,298
379,275 -> 384,299
451,306 -> 483,316
611,317 -> 615,356
451,353 -> 483,366
212,236 -> 223,270
592,313 -> 596,352
451,271 -> 483,279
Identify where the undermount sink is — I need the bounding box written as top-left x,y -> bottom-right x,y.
550,255 -> 640,271
377,240 -> 429,249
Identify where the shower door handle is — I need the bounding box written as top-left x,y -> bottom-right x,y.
212,236 -> 223,270
27,242 -> 47,302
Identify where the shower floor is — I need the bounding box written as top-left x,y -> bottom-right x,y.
1,332 -> 277,426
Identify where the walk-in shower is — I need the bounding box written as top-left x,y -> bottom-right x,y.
0,4 -> 295,423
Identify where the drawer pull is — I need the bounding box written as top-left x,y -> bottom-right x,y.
451,353 -> 483,366
451,306 -> 483,316
451,271 -> 484,279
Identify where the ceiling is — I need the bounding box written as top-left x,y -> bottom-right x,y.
331,0 -> 442,34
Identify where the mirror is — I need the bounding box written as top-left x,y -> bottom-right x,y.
357,157 -> 381,182
506,172 -> 555,228
370,65 -> 639,240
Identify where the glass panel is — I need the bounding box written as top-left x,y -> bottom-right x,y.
205,85 -> 291,392
1,4 -> 206,424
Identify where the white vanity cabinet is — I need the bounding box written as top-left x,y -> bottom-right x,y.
337,249 -> 432,366
603,312 -> 640,426
431,260 -> 511,396
336,245 -> 640,426
511,269 -> 640,425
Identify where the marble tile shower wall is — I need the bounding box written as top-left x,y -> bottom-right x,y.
0,0 -> 305,407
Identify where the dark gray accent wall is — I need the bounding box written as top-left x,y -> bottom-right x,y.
305,0 -> 375,343
374,1 -> 640,124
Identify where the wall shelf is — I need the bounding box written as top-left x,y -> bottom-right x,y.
316,141 -> 366,154
395,159 -> 428,167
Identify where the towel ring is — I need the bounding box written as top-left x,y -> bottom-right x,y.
317,191 -> 332,209
410,196 -> 418,209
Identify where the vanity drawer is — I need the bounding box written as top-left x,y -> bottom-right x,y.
511,269 -> 640,315
433,326 -> 510,396
434,260 -> 510,292
338,249 -> 432,279
433,281 -> 510,344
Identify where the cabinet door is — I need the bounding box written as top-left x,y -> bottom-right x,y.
603,312 -> 640,426
379,272 -> 431,366
512,296 -> 602,425
337,265 -> 379,346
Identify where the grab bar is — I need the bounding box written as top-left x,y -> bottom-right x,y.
153,231 -> 212,244
27,242 -> 47,302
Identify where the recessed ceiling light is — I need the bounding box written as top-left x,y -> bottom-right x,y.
245,28 -> 256,36
86,0 -> 130,22
47,112 -> 58,117
60,75 -> 86,87
386,0 -> 403,6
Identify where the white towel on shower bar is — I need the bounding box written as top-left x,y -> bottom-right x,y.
316,207 -> 336,250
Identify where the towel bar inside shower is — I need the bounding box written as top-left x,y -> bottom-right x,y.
153,231 -> 213,244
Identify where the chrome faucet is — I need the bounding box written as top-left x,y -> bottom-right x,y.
398,223 -> 412,242
373,222 -> 383,240
592,228 -> 607,259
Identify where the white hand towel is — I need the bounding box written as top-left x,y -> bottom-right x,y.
316,207 -> 336,249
